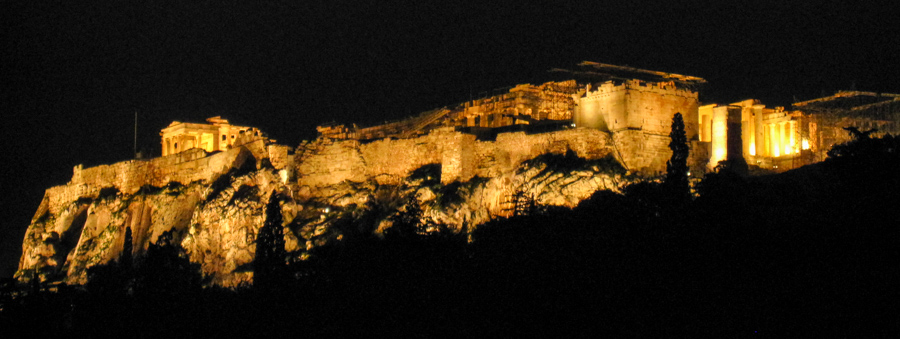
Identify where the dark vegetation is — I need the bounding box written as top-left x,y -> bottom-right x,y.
2,132 -> 898,336
522,150 -> 626,176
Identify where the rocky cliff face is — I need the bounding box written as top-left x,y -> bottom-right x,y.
17,131 -> 631,287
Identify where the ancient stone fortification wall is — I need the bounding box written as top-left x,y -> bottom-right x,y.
623,80 -> 699,136
472,129 -> 613,178
20,127 -> 628,286
38,140 -> 283,219
612,130 -> 669,173
296,127 -> 616,192
612,128 -> 707,175
576,85 -> 625,131
576,79 -> 700,174
295,128 -> 459,189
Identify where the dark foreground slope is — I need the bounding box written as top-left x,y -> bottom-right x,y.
2,135 -> 898,336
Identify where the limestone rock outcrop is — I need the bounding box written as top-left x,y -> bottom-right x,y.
17,129 -> 631,287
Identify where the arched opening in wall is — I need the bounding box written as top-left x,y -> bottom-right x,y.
56,205 -> 89,276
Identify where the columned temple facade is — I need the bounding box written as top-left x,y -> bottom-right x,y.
159,116 -> 264,156
700,92 -> 900,171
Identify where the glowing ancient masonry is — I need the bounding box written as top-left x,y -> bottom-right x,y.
160,116 -> 266,156
151,62 -> 900,176
315,62 -> 709,175
699,92 -> 900,170
309,62 -> 900,173
160,63 -> 900,174
17,62 -> 900,287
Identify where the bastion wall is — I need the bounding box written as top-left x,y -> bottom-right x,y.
35,140 -> 283,220
294,127 -> 616,193
575,79 -> 701,174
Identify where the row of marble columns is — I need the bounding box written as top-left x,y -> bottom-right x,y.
763,121 -> 797,157
162,133 -> 218,156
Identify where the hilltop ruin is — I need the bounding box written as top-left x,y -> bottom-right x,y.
16,62 -> 900,286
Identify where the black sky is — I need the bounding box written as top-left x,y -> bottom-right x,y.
2,0 -> 898,277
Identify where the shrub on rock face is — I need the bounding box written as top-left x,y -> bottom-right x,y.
385,196 -> 427,239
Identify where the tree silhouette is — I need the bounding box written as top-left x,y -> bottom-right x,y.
385,195 -> 427,239
827,127 -> 889,160
122,226 -> 133,271
85,227 -> 135,296
133,229 -> 202,298
665,112 -> 691,201
254,191 -> 287,289
842,126 -> 876,140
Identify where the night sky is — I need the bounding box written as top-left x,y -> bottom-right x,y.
3,1 -> 898,277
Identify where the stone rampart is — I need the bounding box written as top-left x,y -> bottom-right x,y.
612,130 -> 673,174
296,127 -> 616,192
624,81 -> 699,136
39,141 -> 273,217
296,129 -> 459,188
359,134 -> 443,184
576,79 -> 700,174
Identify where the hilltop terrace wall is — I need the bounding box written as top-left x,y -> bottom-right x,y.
295,127 -> 615,193
578,79 -> 699,132
575,79 -> 701,174
38,140 -> 279,218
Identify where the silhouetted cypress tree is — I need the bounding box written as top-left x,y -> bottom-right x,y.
122,226 -> 133,270
665,112 -> 691,200
254,191 -> 286,288
134,229 -> 201,298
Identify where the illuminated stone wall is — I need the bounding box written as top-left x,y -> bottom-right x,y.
473,128 -> 613,177
20,127 -> 625,286
574,82 -> 625,131
35,139 -> 288,220
309,75 -> 705,176
574,79 -> 700,174
295,127 -> 615,194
